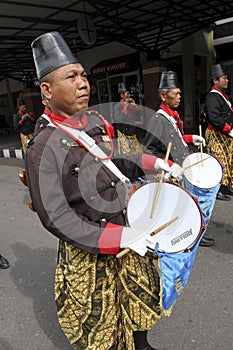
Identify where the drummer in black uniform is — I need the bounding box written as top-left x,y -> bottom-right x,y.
144,71 -> 215,247
25,31 -> 185,350
205,63 -> 233,201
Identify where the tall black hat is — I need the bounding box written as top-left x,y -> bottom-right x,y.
118,82 -> 127,94
17,97 -> 25,106
211,64 -> 226,80
158,71 -> 179,90
31,31 -> 79,81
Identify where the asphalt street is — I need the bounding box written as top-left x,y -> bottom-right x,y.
0,157 -> 233,350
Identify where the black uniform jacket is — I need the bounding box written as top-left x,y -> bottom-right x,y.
15,112 -> 35,135
25,111 -> 158,255
113,100 -> 141,136
143,112 -> 189,166
205,91 -> 233,132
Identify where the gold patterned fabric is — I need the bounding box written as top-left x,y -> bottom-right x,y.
20,132 -> 34,153
117,130 -> 142,155
205,129 -> 233,186
55,240 -> 161,350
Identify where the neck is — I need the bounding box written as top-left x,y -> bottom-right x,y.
213,86 -> 224,92
44,109 -> 88,129
160,103 -> 176,111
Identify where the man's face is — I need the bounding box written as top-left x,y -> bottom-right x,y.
42,63 -> 90,117
162,88 -> 181,109
214,75 -> 229,91
122,91 -> 131,100
19,105 -> 27,113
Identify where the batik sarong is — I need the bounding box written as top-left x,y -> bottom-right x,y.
205,128 -> 233,186
117,130 -> 142,155
55,241 -> 161,350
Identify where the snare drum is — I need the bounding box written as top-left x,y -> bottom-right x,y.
126,181 -> 202,253
182,152 -> 222,189
182,152 -> 222,225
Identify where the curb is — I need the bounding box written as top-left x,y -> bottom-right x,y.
0,148 -> 24,159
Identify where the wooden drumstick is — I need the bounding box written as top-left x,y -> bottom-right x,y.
183,155 -> 211,171
150,142 -> 172,218
116,216 -> 179,258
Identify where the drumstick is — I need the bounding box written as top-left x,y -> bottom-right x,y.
150,142 -> 172,218
183,155 -> 211,171
116,216 -> 179,258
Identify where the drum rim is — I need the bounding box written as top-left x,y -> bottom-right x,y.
126,180 -> 203,253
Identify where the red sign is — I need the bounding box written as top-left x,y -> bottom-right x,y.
90,60 -> 129,76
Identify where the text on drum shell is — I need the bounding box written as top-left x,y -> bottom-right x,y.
171,229 -> 193,246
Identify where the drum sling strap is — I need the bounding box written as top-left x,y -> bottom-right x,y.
210,89 -> 233,110
157,108 -> 188,147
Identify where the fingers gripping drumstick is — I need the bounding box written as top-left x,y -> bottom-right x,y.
116,216 -> 179,258
150,142 -> 172,218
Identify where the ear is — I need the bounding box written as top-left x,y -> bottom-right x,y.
40,82 -> 52,100
160,92 -> 166,102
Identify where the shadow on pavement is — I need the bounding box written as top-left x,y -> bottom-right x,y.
207,220 -> 233,255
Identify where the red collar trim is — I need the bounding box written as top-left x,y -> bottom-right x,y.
160,103 -> 184,134
160,103 -> 180,118
211,87 -> 229,100
44,110 -> 87,129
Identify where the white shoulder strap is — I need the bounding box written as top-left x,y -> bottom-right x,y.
157,109 -> 188,147
210,89 -> 232,110
42,114 -> 131,186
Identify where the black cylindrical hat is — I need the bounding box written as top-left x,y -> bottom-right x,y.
158,71 -> 180,90
118,82 -> 127,94
31,31 -> 79,81
17,97 -> 25,106
211,64 -> 225,80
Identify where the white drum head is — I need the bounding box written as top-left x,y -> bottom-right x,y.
182,152 -> 222,189
127,182 -> 202,253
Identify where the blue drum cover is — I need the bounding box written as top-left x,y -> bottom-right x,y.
154,179 -> 220,314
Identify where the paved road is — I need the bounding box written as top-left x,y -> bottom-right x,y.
0,158 -> 233,350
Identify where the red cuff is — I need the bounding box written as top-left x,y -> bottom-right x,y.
183,134 -> 193,144
141,154 -> 156,172
167,159 -> 174,166
208,125 -> 216,130
223,123 -> 232,133
141,154 -> 174,172
98,222 -> 122,254
19,120 -> 23,125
